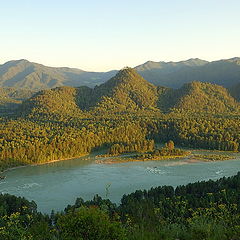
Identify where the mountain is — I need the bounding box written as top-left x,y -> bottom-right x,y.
20,68 -> 159,117
0,59 -> 117,90
19,68 -> 239,118
0,58 -> 240,90
92,67 -> 159,113
158,81 -> 240,113
136,57 -> 240,88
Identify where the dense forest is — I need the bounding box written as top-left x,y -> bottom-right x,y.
0,67 -> 239,170
0,172 -> 239,239
0,114 -> 240,171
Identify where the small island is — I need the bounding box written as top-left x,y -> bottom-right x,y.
96,140 -> 190,164
95,140 -> 237,164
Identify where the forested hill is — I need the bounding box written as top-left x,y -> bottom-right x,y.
92,67 -> 159,113
158,81 -> 240,113
0,57 -> 240,90
19,86 -> 84,119
19,68 -> 159,117
18,68 -> 240,118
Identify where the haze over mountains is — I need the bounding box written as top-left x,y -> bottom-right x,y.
136,57 -> 240,88
0,57 -> 240,90
0,59 -> 117,90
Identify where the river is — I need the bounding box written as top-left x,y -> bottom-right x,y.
0,149 -> 239,213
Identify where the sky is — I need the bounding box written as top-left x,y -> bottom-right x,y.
1,0 -> 240,71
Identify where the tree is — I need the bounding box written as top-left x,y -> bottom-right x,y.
57,207 -> 126,240
166,140 -> 175,150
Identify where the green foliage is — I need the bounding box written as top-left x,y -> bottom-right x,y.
158,81 -> 240,113
165,140 -> 174,150
0,194 -> 37,216
92,67 -> 159,113
19,86 -> 84,119
57,207 -> 126,240
0,212 -> 34,240
108,140 -> 155,155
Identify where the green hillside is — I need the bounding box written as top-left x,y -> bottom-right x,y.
20,86 -> 83,118
158,81 -> 240,113
19,68 -> 160,117
92,67 -> 159,113
18,68 -> 239,118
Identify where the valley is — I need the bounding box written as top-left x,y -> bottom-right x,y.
0,62 -> 239,240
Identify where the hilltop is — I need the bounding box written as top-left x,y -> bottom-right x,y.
158,81 -> 240,113
19,68 -> 159,117
92,67 -> 159,113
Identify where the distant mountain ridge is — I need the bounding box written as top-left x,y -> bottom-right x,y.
136,57 -> 240,88
0,59 -> 117,90
0,57 -> 240,90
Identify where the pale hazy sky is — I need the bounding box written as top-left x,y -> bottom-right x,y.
1,0 -> 240,71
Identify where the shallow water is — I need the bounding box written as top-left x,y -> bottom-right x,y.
0,150 -> 239,213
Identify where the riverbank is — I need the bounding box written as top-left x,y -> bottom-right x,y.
1,153 -> 89,173
1,149 -> 238,173
1,151 -> 239,213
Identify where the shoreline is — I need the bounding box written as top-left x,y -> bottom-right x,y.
2,153 -> 89,174
1,149 -> 238,173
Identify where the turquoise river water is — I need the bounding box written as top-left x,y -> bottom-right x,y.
0,149 -> 239,213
